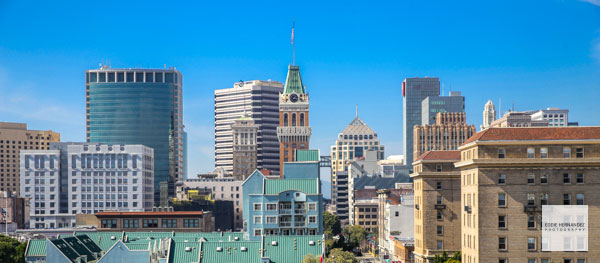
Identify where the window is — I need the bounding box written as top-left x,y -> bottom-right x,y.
254,229 -> 262,236
253,216 -> 262,224
528,215 -> 535,228
498,215 -> 506,229
527,148 -> 535,158
527,193 -> 535,206
498,149 -> 505,158
576,194 -> 584,205
541,193 -> 548,205
576,148 -> 584,158
528,237 -> 536,250
576,260 -> 585,263
437,211 -> 443,221
563,174 -> 571,184
308,203 -> 317,210
527,174 -> 535,184
266,216 -> 277,224
308,216 -> 317,224
436,240 -> 443,250
498,174 -> 506,184
143,219 -> 158,228
499,259 -> 508,263
266,203 -> 277,211
253,203 -> 262,211
437,226 -> 444,235
498,193 -> 506,207
101,219 -> 117,228
498,237 -> 507,250
540,148 -> 548,158
436,165 -> 442,172
563,147 -> 571,158
161,219 -> 177,228
123,219 -> 139,228
541,174 -> 548,184
436,196 -> 442,205
563,194 -> 571,205
564,260 -> 572,263
576,173 -> 584,184
436,182 -> 442,190
183,219 -> 199,228
528,259 -> 536,263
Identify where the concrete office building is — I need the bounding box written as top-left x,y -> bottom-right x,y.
456,127 -> 600,263
215,80 -> 283,175
413,112 -> 476,161
421,92 -> 465,125
529,108 -> 570,127
0,122 -> 60,195
20,142 -> 154,229
481,100 -> 497,130
79,211 -> 214,232
403,78 -> 440,166
411,151 -> 462,263
489,111 -> 549,128
86,66 -> 183,201
231,113 -> 258,180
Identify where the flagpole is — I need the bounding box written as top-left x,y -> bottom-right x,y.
292,20 -> 295,66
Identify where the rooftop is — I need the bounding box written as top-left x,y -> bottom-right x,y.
283,65 -> 305,94
264,178 -> 319,195
414,151 -> 461,162
463,127 -> 600,145
96,211 -> 203,217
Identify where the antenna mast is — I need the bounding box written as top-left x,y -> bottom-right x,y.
291,20 -> 295,65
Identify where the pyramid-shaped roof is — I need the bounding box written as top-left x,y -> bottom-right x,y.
341,116 -> 377,135
283,65 -> 305,94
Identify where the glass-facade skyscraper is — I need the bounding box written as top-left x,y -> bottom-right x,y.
85,66 -> 183,202
402,77 -> 440,166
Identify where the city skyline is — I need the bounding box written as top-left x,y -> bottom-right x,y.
1,0 -> 600,182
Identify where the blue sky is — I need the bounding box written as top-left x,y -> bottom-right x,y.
1,0 -> 599,193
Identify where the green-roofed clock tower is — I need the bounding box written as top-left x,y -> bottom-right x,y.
277,65 -> 312,176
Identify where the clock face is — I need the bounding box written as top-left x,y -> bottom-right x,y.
290,93 -> 299,103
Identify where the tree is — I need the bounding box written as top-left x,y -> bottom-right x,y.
326,248 -> 358,263
0,235 -> 26,263
433,251 -> 461,263
342,225 -> 367,250
303,253 -> 318,263
323,212 -> 341,236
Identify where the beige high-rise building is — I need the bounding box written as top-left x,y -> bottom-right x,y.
455,127 -> 600,263
411,151 -> 462,263
231,113 -> 258,180
0,122 -> 59,195
413,112 -> 476,162
481,100 -> 496,130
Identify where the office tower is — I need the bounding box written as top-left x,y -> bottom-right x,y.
0,122 -> 60,195
20,142 -> 154,229
231,113 -> 258,180
243,161 -> 323,241
411,151 -> 462,262
277,65 -> 311,175
215,80 -> 283,175
86,66 -> 183,201
402,77 -> 440,166
421,91 -> 465,125
529,107 -> 570,127
457,127 -> 600,263
330,112 -> 384,220
481,100 -> 496,129
413,112 -> 476,161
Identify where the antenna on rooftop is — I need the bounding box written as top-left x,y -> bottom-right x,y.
356,104 -> 358,118
291,20 -> 295,65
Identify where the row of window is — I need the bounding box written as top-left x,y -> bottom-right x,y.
498,147 -> 584,159
496,193 -> 584,207
253,202 -> 318,211
253,215 -> 317,224
100,218 -> 199,228
497,236 -> 585,253
497,173 -> 584,185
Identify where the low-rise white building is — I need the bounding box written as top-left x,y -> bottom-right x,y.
20,142 -> 154,229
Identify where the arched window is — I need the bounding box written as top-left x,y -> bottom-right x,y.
300,113 -> 305,126
284,113 -> 289,126
292,113 -> 297,126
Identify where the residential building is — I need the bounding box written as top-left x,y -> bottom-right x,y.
183,130 -> 188,179
79,211 -> 214,232
231,113 -> 258,180
330,112 -> 384,213
0,122 -> 60,195
377,188 -> 414,257
413,112 -> 476,161
0,191 -> 29,231
215,80 -> 283,175
402,77 -> 440,166
20,142 -> 154,229
456,127 -> 600,263
421,91 -> 465,125
243,161 -> 323,241
86,66 -> 183,201
481,100 -> 496,130
350,189 -> 379,232
411,151 -> 462,263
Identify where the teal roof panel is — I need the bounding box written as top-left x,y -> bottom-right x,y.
264,179 -> 318,195
295,150 -> 319,162
200,241 -> 262,263
25,239 -> 46,257
263,236 -> 323,263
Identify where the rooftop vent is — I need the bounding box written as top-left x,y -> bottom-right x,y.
309,241 -> 315,246
110,236 -> 116,240
185,247 -> 191,252
241,247 -> 247,251
271,241 -> 278,246
234,237 -> 239,241
216,247 -> 223,252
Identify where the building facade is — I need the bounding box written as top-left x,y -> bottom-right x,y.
377,188 -> 414,257
413,112 -> 476,162
86,66 -> 183,201
0,191 -> 29,230
20,143 -> 154,229
421,91 -> 465,125
231,113 -> 258,180
215,80 -> 283,175
529,108 -> 570,127
456,127 -> 600,263
0,122 -> 60,195
411,151 -> 462,263
402,77 -> 440,166
277,65 -> 311,176
481,100 -> 497,130
243,162 -> 323,241
84,211 -> 214,232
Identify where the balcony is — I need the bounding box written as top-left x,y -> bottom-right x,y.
295,222 -> 306,227
279,222 -> 292,227
294,209 -> 306,214
279,209 -> 292,214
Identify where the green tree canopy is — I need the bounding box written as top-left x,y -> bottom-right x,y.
303,253 -> 318,263
343,225 -> 367,249
326,248 -> 358,263
323,212 -> 341,236
0,235 -> 26,263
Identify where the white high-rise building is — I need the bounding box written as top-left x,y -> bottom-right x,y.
481,100 -> 496,130
214,80 -> 283,175
529,108 -> 569,127
20,142 -> 154,229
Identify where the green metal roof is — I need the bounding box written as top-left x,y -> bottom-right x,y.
77,232 -> 123,251
170,241 -> 201,263
295,150 -> 319,162
200,241 -> 262,263
263,236 -> 323,263
264,179 -> 318,195
283,65 -> 305,94
25,239 -> 46,257
124,241 -> 154,251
